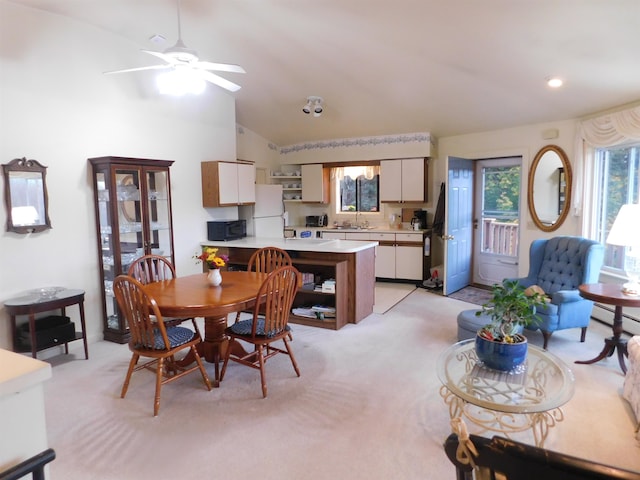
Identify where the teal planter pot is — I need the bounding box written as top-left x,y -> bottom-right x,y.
475,333 -> 528,372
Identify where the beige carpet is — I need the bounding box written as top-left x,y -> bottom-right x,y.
42,290 -> 640,479
373,281 -> 417,314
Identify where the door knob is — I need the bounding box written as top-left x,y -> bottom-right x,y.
442,234 -> 454,240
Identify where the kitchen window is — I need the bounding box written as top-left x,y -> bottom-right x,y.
333,166 -> 380,213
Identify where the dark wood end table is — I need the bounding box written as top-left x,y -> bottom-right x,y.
576,283 -> 640,374
4,288 -> 89,360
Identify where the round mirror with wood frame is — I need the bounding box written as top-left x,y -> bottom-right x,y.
527,145 -> 572,232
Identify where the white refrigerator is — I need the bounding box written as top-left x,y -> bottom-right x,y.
250,184 -> 285,238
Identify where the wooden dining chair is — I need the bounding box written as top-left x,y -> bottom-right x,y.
113,275 -> 212,416
128,254 -> 192,327
234,247 -> 293,336
221,265 -> 301,398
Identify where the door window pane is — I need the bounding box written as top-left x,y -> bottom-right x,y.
480,165 -> 520,256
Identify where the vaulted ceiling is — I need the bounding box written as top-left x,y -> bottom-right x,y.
10,0 -> 640,146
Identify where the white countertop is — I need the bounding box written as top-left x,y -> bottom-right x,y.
287,225 -> 430,233
0,349 -> 51,398
202,237 -> 378,253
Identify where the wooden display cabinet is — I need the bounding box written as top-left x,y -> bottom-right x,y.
89,156 -> 176,343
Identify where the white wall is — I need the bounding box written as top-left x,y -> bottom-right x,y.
235,125 -> 281,187
0,2 -> 238,350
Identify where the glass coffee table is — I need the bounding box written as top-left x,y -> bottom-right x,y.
437,339 -> 575,447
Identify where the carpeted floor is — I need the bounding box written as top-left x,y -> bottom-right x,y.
42,289 -> 640,479
447,285 -> 492,306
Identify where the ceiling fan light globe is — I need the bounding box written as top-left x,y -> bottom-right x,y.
157,69 -> 205,95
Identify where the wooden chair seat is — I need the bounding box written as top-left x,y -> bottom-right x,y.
113,275 -> 212,416
221,266 -> 301,398
234,246 -> 293,339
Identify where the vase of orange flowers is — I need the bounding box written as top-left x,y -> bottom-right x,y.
194,247 -> 228,287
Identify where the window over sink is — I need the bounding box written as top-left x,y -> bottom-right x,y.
333,165 -> 380,213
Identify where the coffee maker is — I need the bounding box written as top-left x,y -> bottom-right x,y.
411,210 -> 428,230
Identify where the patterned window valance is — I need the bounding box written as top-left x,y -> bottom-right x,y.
573,105 -> 640,216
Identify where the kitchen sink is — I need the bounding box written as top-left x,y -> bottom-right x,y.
327,225 -> 377,230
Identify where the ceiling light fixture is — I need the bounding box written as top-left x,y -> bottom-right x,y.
157,68 -> 206,96
303,96 -> 323,117
547,77 -> 563,88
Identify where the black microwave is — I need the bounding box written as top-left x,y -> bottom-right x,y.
207,220 -> 246,241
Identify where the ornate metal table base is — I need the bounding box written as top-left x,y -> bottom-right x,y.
437,340 -> 575,449
440,385 -> 565,447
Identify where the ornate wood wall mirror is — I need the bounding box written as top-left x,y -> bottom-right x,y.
527,145 -> 572,232
2,157 -> 51,233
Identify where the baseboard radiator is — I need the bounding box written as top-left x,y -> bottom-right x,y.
592,303 -> 640,337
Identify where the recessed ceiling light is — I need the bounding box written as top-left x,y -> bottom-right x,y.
547,77 -> 563,88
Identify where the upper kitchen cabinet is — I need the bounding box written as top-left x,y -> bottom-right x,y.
201,161 -> 256,207
89,156 -> 176,344
301,164 -> 330,203
379,158 -> 428,203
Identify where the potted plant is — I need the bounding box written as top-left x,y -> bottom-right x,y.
474,279 -> 547,372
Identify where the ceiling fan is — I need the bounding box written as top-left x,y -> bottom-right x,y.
104,0 -> 245,92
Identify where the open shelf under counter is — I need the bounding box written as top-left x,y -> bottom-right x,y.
213,242 -> 375,330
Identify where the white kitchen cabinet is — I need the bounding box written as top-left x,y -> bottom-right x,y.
322,231 -> 346,240
201,161 -> 256,207
237,162 -> 256,204
375,245 -> 396,278
379,158 -> 428,203
302,164 -> 329,203
395,245 -> 424,280
344,232 -> 370,240
371,231 -> 424,280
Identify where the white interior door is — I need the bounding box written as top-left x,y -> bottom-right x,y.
472,158 -> 521,286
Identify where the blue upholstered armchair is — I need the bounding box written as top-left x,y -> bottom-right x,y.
510,236 -> 604,349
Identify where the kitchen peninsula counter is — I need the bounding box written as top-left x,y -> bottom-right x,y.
202,236 -> 378,253
201,237 -> 378,329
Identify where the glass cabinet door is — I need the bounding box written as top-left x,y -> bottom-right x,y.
144,168 -> 173,261
95,170 -> 119,331
90,157 -> 175,343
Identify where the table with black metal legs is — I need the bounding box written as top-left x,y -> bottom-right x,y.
576,283 -> 640,374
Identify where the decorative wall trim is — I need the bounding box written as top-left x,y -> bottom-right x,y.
280,132 -> 432,155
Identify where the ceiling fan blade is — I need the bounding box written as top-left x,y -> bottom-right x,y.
195,61 -> 246,74
199,70 -> 242,92
104,64 -> 171,75
141,49 -> 181,65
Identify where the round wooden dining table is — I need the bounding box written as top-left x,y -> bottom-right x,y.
143,270 -> 268,386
